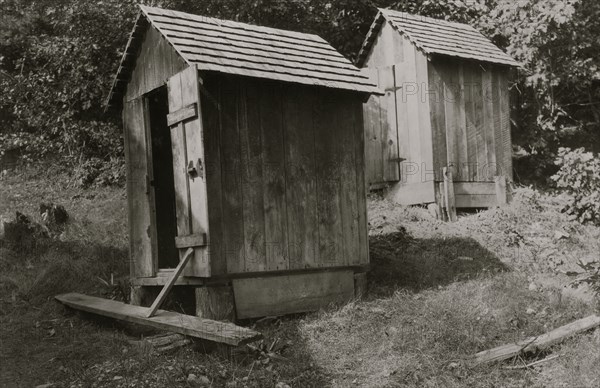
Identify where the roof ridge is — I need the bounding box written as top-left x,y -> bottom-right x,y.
139,5 -> 326,43
378,8 -> 477,31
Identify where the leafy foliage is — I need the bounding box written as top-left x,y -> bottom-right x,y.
1,0 -> 598,187
481,0 -> 600,183
552,147 -> 600,225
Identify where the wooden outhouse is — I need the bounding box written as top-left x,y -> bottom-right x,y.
357,9 -> 519,209
106,6 -> 378,319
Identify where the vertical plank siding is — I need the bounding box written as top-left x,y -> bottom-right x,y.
202,75 -> 368,274
123,97 -> 155,277
283,85 -> 318,269
428,59 -> 512,184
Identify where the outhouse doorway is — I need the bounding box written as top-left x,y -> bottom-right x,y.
145,86 -> 179,269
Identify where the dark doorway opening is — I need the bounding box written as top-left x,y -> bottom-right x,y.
146,86 -> 179,269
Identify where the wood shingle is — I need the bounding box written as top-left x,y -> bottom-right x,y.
357,9 -> 520,68
107,5 -> 379,109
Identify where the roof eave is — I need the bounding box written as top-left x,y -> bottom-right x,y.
356,10 -> 386,68
104,10 -> 149,113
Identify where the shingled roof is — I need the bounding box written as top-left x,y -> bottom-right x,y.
107,5 -> 379,109
357,9 -> 520,68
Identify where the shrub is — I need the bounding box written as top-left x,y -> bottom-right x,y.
552,147 -> 600,225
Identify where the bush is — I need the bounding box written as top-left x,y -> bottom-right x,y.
552,147 -> 600,225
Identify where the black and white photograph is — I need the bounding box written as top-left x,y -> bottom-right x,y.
1,0 -> 599,386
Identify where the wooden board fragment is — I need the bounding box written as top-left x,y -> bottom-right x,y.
443,167 -> 457,221
494,175 -> 507,206
146,247 -> 194,317
166,103 -> 197,126
471,314 -> 600,366
123,97 -> 154,278
232,270 -> 355,319
175,233 -> 207,248
55,293 -> 262,346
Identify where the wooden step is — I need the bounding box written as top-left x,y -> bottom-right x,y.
55,293 -> 262,346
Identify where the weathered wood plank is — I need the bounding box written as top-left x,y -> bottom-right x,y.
453,182 -> 497,195
471,315 -> 600,366
180,67 -> 210,277
147,248 -> 194,317
492,70 -> 504,177
123,97 -> 154,278
314,93 -> 343,267
394,63 -> 409,178
125,25 -> 186,101
354,101 -> 369,266
402,33 -> 420,185
464,64 -> 478,182
283,84 -> 318,269
201,76 -> 226,275
415,50 -> 435,184
456,63 -> 468,181
494,175 -> 507,206
481,66 -> 497,181
443,167 -> 457,221
195,285 -> 236,321
174,233 -> 207,248
386,181 -> 436,205
55,292 -> 262,346
168,72 -> 192,267
260,81 -> 289,271
443,62 -> 459,180
499,70 -> 513,181
379,66 -> 400,182
167,103 -> 197,126
471,66 -> 486,182
337,93 -> 360,267
428,63 -> 447,182
232,270 -> 355,319
219,76 -> 245,274
239,79 -> 267,273
455,194 -> 498,208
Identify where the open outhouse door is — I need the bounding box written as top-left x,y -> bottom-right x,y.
167,66 -> 210,277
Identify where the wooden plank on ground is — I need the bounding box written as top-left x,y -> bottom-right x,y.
146,248 -> 194,317
232,270 -> 355,319
55,293 -> 262,346
471,314 -> 600,366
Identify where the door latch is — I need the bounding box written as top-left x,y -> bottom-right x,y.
187,158 -> 204,179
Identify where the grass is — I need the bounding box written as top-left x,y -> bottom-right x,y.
1,166 -> 599,387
